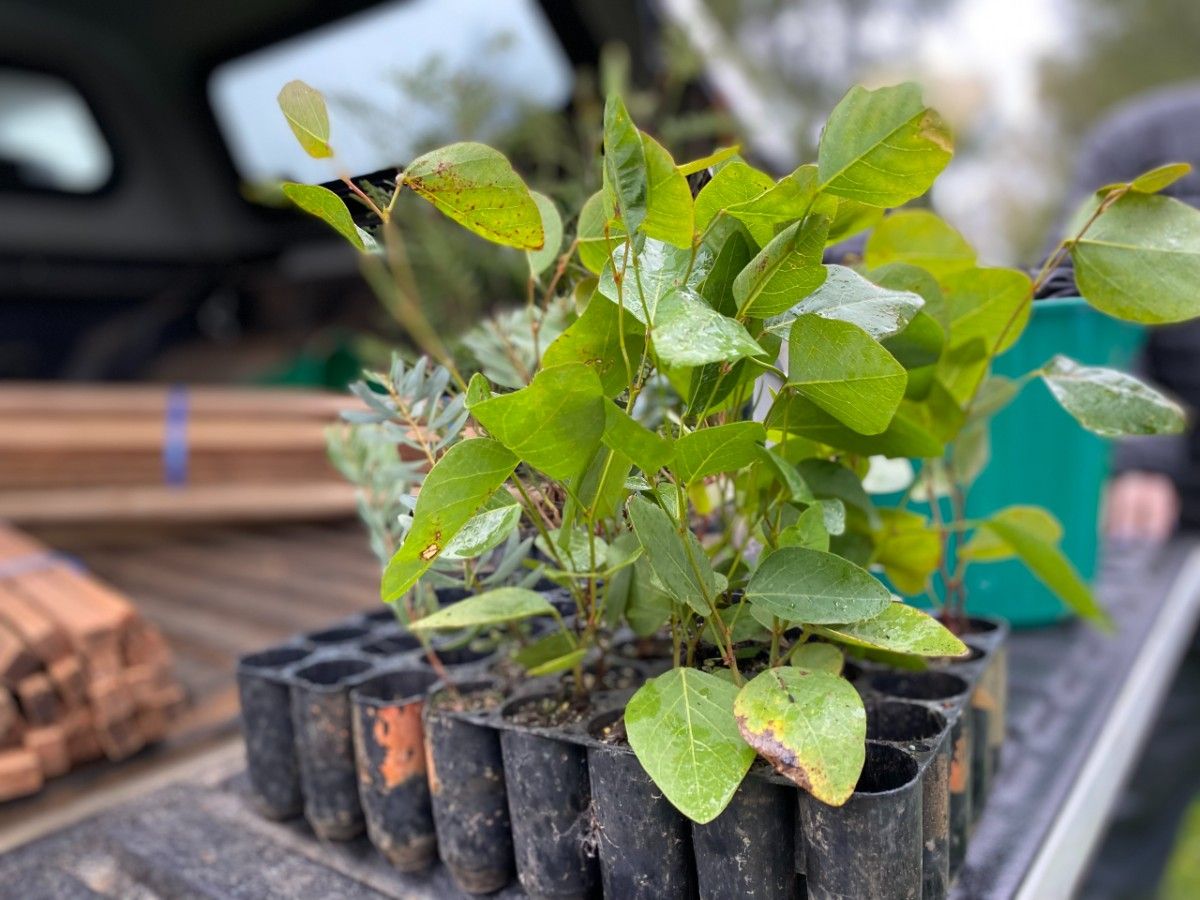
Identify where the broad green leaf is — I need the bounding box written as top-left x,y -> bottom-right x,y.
281,183 -> 365,250
778,505 -> 830,551
943,267 -> 1032,354
732,217 -> 829,318
409,587 -> 554,632
790,642 -> 844,674
745,547 -> 891,624
816,498 -> 847,536
870,261 -> 949,329
573,447 -> 633,521
815,603 -> 969,657
602,402 -> 675,473
277,80 -> 332,158
1040,354 -> 1186,437
787,315 -> 907,435
1071,192 -> 1200,324
513,631 -> 577,670
768,390 -> 944,458
654,290 -> 765,368
817,83 -> 952,207
626,495 -> 718,614
598,238 -> 707,324
467,364 -> 606,479
542,291 -> 645,397
969,375 -> 1021,422
882,312 -> 945,371
734,667 -> 865,804
403,142 -> 543,249
699,223 -> 757,316
381,438 -> 517,601
641,133 -> 693,248
960,505 -> 1063,562
863,210 -> 976,278
1129,162 -> 1192,194
694,161 -> 776,233
527,191 -> 563,276
765,264 -> 924,341
626,668 -> 754,823
624,552 -> 674,635
755,446 -> 815,503
871,508 -> 939,595
974,512 -> 1111,626
536,527 -> 607,573
441,497 -> 522,560
576,191 -> 626,274
724,164 -> 819,246
603,94 -> 648,234
827,197 -> 886,243
950,419 -> 990,488
677,145 -> 741,176
527,648 -> 589,677
674,422 -> 767,484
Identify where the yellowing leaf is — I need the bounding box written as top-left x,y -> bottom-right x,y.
277,80 -> 332,158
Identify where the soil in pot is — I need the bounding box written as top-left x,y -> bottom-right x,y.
692,771 -> 796,900
237,644 -> 313,820
585,710 -> 695,899
801,742 -> 923,900
351,668 -> 440,872
424,679 -> 514,894
289,656 -> 374,840
500,693 -> 598,899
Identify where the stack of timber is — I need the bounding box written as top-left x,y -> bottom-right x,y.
0,524 -> 185,801
0,384 -> 361,523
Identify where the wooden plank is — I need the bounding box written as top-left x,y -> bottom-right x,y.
0,383 -> 359,419
16,675 -> 58,726
0,622 -> 38,685
24,726 -> 71,779
0,584 -> 72,663
0,748 -> 42,801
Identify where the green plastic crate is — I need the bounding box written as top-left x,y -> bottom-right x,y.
957,297 -> 1143,626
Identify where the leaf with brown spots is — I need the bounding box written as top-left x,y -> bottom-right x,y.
734,667 -> 866,806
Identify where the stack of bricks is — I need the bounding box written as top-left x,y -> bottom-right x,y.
0,524 -> 185,801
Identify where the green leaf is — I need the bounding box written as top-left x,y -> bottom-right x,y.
409,587 -> 554,632
603,403 -> 674,473
402,142 -> 543,250
1130,162 -> 1192,194
513,631 -> 577,671
527,648 -> 588,677
674,422 -> 767,484
732,217 -> 829,318
870,262 -> 949,329
1071,192 -> 1200,324
960,505 -> 1063,562
654,290 -> 765,368
778,505 -> 830,552
467,364 -> 607,480
863,210 -> 976,278
598,238 -> 706,325
624,553 -> 674,635
543,290 -> 644,397
694,161 -> 776,234
765,264 -> 924,341
603,94 -> 648,234
677,145 -> 741,177
790,642 -> 844,674
641,133 -> 693,248
871,508 -> 939,595
381,438 -> 518,602
974,511 -> 1111,627
755,446 -> 815,503
626,668 -> 755,823
528,191 -> 563,276
942,266 -> 1032,354
441,497 -> 522,560
277,80 -> 332,158
576,191 -> 626,274
626,495 -> 718,615
814,603 -> 969,657
827,197 -> 886,243
699,223 -> 756,316
768,390 -> 944,458
281,183 -> 365,250
882,312 -> 945,371
817,83 -> 953,208
734,667 -> 865,804
724,164 -> 819,247
787,315 -> 907,435
745,547 -> 891,625
1040,354 -> 1186,437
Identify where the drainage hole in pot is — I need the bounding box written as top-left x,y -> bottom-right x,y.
502,692 -> 591,729
294,657 -> 374,686
306,625 -> 370,645
869,671 -> 969,702
362,634 -> 422,657
867,701 -> 947,744
240,645 -> 312,671
855,743 -> 920,794
429,680 -> 505,714
354,669 -> 438,704
586,709 -> 628,746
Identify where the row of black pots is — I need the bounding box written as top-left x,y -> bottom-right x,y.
237,608 -> 1007,899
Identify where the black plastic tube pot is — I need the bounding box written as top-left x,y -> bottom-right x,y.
350,668 -> 440,872
965,617 -> 1010,805
237,644 -> 313,820
800,742 -> 923,900
417,644 -> 495,671
869,670 -> 973,876
499,694 -> 598,899
937,644 -> 996,824
424,680 -> 514,894
868,700 -> 951,900
585,711 -> 694,899
304,625 -> 371,647
693,772 -> 795,900
360,632 -> 423,658
289,656 -> 374,840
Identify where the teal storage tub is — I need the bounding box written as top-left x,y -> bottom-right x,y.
958,297 -> 1143,626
